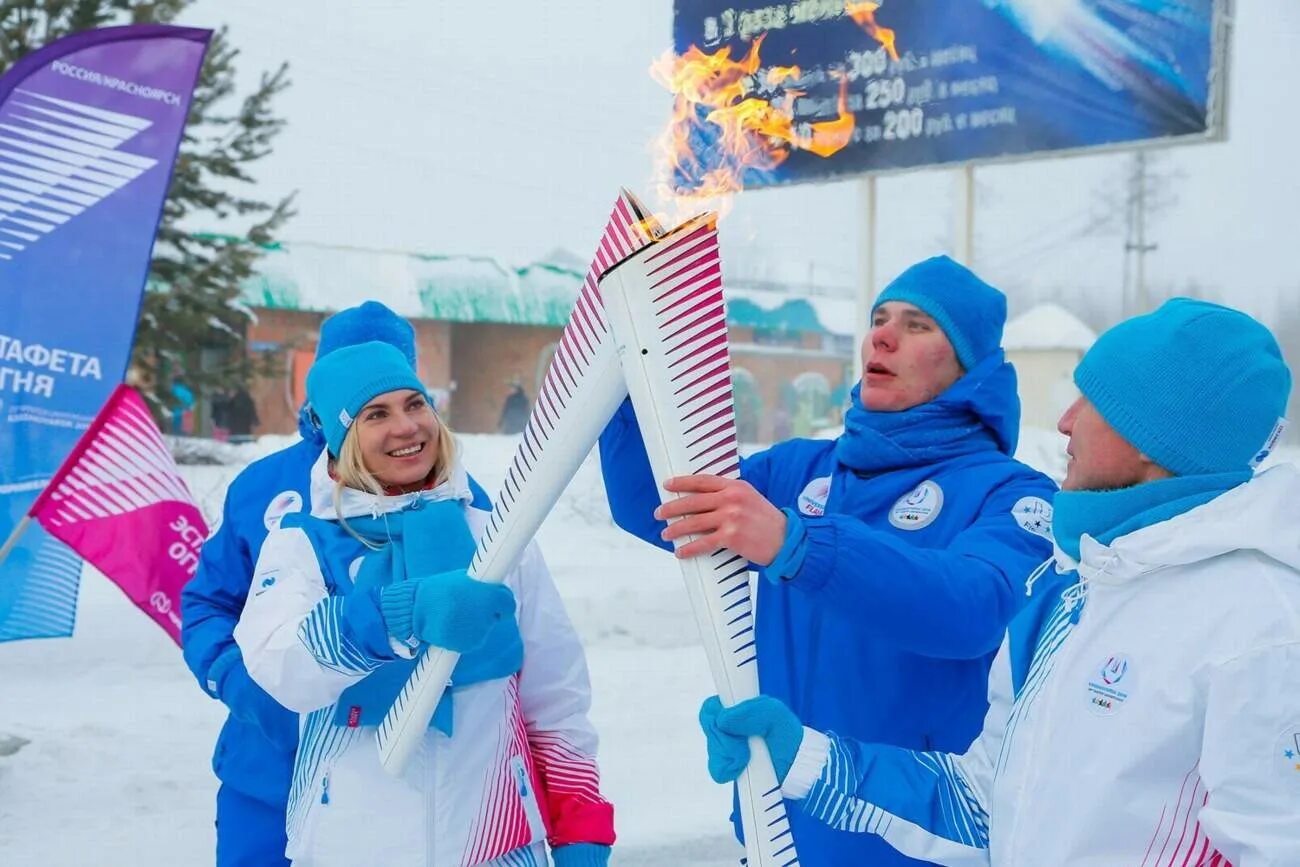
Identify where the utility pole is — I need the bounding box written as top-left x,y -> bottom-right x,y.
1124,152 -> 1159,315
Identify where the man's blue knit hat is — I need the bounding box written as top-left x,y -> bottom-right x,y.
317,300 -> 417,366
1075,298 -> 1291,476
872,255 -> 1006,370
306,341 -> 429,457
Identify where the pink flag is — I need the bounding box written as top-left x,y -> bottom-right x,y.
28,385 -> 207,645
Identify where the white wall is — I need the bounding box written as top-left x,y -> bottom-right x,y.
1008,348 -> 1081,431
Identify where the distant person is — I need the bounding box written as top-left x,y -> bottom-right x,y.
700,299 -> 1300,865
771,404 -> 792,442
172,380 -> 194,435
598,256 -> 1058,865
235,340 -> 615,866
498,380 -> 531,435
223,386 -> 258,442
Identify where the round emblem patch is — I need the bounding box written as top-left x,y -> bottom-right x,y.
1011,496 -> 1054,541
1086,653 -> 1135,716
889,481 -> 944,530
1273,726 -> 1300,787
263,490 -> 303,532
797,476 -> 832,517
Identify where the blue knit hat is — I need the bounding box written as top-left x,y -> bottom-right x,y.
306,341 -> 429,457
872,255 -> 1006,370
1074,298 -> 1291,476
317,300 -> 417,366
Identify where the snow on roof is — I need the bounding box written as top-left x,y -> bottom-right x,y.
239,241 -> 580,327
724,283 -> 856,337
1004,303 -> 1097,352
234,238 -> 851,333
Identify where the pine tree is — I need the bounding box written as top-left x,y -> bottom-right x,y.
0,0 -> 293,427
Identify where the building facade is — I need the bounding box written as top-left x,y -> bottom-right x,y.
234,241 -> 856,443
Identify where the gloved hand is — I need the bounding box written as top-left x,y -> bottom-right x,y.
380,569 -> 515,654
698,694 -> 803,785
209,646 -> 298,750
551,842 -> 611,866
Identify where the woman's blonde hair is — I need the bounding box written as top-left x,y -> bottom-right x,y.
329,400 -> 457,546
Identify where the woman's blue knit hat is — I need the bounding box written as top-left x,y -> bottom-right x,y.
872,255 -> 1007,370
306,341 -> 429,457
317,300 -> 417,366
1075,298 -> 1291,476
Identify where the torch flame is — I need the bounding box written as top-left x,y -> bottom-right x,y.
846,1 -> 900,61
652,35 -> 857,202
797,74 -> 853,158
765,65 -> 802,87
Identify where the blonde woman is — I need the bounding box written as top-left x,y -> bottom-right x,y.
235,340 -> 614,867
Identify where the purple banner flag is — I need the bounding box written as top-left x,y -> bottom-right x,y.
0,25 -> 211,641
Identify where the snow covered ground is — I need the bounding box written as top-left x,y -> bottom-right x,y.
0,434 -> 740,866
2,430 -> 1296,865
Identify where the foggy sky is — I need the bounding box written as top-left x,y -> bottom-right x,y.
180,0 -> 1300,320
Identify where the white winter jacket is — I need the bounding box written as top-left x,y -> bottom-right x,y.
235,454 -> 612,867
782,465 -> 1300,866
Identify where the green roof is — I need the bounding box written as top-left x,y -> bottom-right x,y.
188,235 -> 843,334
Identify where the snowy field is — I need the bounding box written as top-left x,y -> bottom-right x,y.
1,430 -> 1296,866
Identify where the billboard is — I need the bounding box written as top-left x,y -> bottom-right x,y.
669,0 -> 1230,191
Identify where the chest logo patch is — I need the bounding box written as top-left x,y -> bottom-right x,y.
1274,727 -> 1300,786
889,480 -> 944,530
1011,496 -> 1054,541
1086,653 -> 1135,716
797,476 -> 832,517
263,490 -> 304,532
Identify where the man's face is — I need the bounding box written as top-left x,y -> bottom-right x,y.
1058,397 -> 1168,491
860,301 -> 965,412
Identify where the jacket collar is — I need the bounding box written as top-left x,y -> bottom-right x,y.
1052,464 -> 1300,584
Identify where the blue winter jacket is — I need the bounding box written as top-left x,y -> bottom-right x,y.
599,377 -> 1056,866
181,418 -> 489,806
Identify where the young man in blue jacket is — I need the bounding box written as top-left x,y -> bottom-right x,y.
180,301 -> 489,866
599,255 -> 1057,866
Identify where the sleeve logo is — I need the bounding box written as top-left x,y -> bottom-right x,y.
1011,496 -> 1054,541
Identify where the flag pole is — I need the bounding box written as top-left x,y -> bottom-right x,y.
0,516 -> 33,570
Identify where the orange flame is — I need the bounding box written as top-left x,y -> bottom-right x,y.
798,74 -> 853,158
765,65 -> 802,87
846,1 -> 900,61
651,36 -> 856,200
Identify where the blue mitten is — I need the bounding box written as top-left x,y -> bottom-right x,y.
699,695 -> 751,784
380,569 -> 515,654
700,695 -> 804,784
551,842 -> 611,866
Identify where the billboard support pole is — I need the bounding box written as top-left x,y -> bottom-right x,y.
954,165 -> 976,266
855,175 -> 877,378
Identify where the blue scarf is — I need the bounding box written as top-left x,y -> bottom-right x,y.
1053,471 -> 1251,562
289,498 -> 523,735
834,352 -> 1017,475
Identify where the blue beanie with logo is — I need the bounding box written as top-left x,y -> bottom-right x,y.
1074,298 -> 1291,476
872,255 -> 1007,370
317,300 -> 417,366
306,341 -> 429,457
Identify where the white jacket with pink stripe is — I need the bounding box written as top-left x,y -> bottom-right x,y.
780,465 -> 1300,867
234,455 -> 613,867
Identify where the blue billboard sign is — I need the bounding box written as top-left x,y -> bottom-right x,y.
670,0 -> 1229,190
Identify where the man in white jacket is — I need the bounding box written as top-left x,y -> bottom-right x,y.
698,298 -> 1300,866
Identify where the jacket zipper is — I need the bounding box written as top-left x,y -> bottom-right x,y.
1002,582 -> 1095,864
